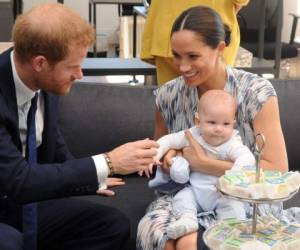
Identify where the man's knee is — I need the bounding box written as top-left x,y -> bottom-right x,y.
93,206 -> 130,249
0,223 -> 23,250
107,207 -> 130,239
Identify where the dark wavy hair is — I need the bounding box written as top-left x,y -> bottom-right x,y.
171,6 -> 231,48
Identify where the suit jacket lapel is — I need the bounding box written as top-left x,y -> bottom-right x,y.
0,48 -> 22,150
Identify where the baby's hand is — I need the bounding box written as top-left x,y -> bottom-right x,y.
154,156 -> 162,166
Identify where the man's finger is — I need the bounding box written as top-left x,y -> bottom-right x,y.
137,164 -> 152,172
106,177 -> 125,187
137,139 -> 159,149
135,157 -> 157,166
148,163 -> 154,175
138,148 -> 158,158
107,177 -> 123,182
144,169 -> 150,178
106,181 -> 125,188
96,189 -> 115,196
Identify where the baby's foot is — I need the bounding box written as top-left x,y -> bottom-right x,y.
170,156 -> 190,184
166,213 -> 198,239
148,169 -> 170,188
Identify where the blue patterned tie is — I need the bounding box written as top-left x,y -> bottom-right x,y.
23,93 -> 38,250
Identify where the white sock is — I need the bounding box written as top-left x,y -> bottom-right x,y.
148,167 -> 171,188
167,213 -> 198,239
170,156 -> 190,184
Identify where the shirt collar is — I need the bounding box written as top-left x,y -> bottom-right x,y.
10,50 -> 38,107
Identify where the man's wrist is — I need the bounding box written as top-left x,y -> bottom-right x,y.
103,152 -> 115,176
91,154 -> 109,189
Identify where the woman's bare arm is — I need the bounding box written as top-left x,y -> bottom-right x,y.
154,106 -> 168,140
252,96 -> 288,172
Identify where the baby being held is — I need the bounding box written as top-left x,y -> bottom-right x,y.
150,89 -> 255,239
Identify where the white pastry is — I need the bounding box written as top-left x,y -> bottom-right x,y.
218,168 -> 300,200
281,171 -> 300,191
248,183 -> 276,199
206,224 -> 239,249
220,238 -> 270,250
280,236 -> 300,250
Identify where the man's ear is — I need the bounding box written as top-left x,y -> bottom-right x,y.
194,112 -> 200,126
32,55 -> 47,72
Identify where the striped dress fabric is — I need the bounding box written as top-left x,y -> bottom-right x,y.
136,67 -> 285,250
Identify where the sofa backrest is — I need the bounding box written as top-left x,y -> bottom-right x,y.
58,82 -> 156,158
270,79 -> 300,170
59,79 -> 300,171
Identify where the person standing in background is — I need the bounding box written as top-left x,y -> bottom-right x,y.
140,0 -> 249,85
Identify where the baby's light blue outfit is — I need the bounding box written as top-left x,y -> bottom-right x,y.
151,126 -> 255,220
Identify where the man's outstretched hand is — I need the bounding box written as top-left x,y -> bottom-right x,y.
108,138 -> 159,175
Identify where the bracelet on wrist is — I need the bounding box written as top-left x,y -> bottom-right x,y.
104,153 -> 114,176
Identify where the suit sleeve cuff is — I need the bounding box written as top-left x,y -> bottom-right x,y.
92,154 -> 109,190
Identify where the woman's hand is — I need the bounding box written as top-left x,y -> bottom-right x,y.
182,130 -> 208,171
96,177 -> 125,196
160,149 -> 177,174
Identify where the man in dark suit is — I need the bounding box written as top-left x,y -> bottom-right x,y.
0,3 -> 158,250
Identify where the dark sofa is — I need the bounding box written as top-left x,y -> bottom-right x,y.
58,79 -> 300,249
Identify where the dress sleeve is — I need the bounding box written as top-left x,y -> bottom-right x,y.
153,84 -> 167,122
246,77 -> 277,122
153,78 -> 180,129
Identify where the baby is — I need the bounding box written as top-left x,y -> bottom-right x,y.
150,89 -> 255,239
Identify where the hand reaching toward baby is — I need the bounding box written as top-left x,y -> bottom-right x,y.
138,157 -> 161,178
96,177 -> 125,196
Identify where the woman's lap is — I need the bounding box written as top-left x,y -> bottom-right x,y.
137,195 -> 209,250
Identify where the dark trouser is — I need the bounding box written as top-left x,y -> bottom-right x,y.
197,226 -> 210,250
0,223 -> 23,250
38,197 -> 130,250
1,197 -> 130,250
